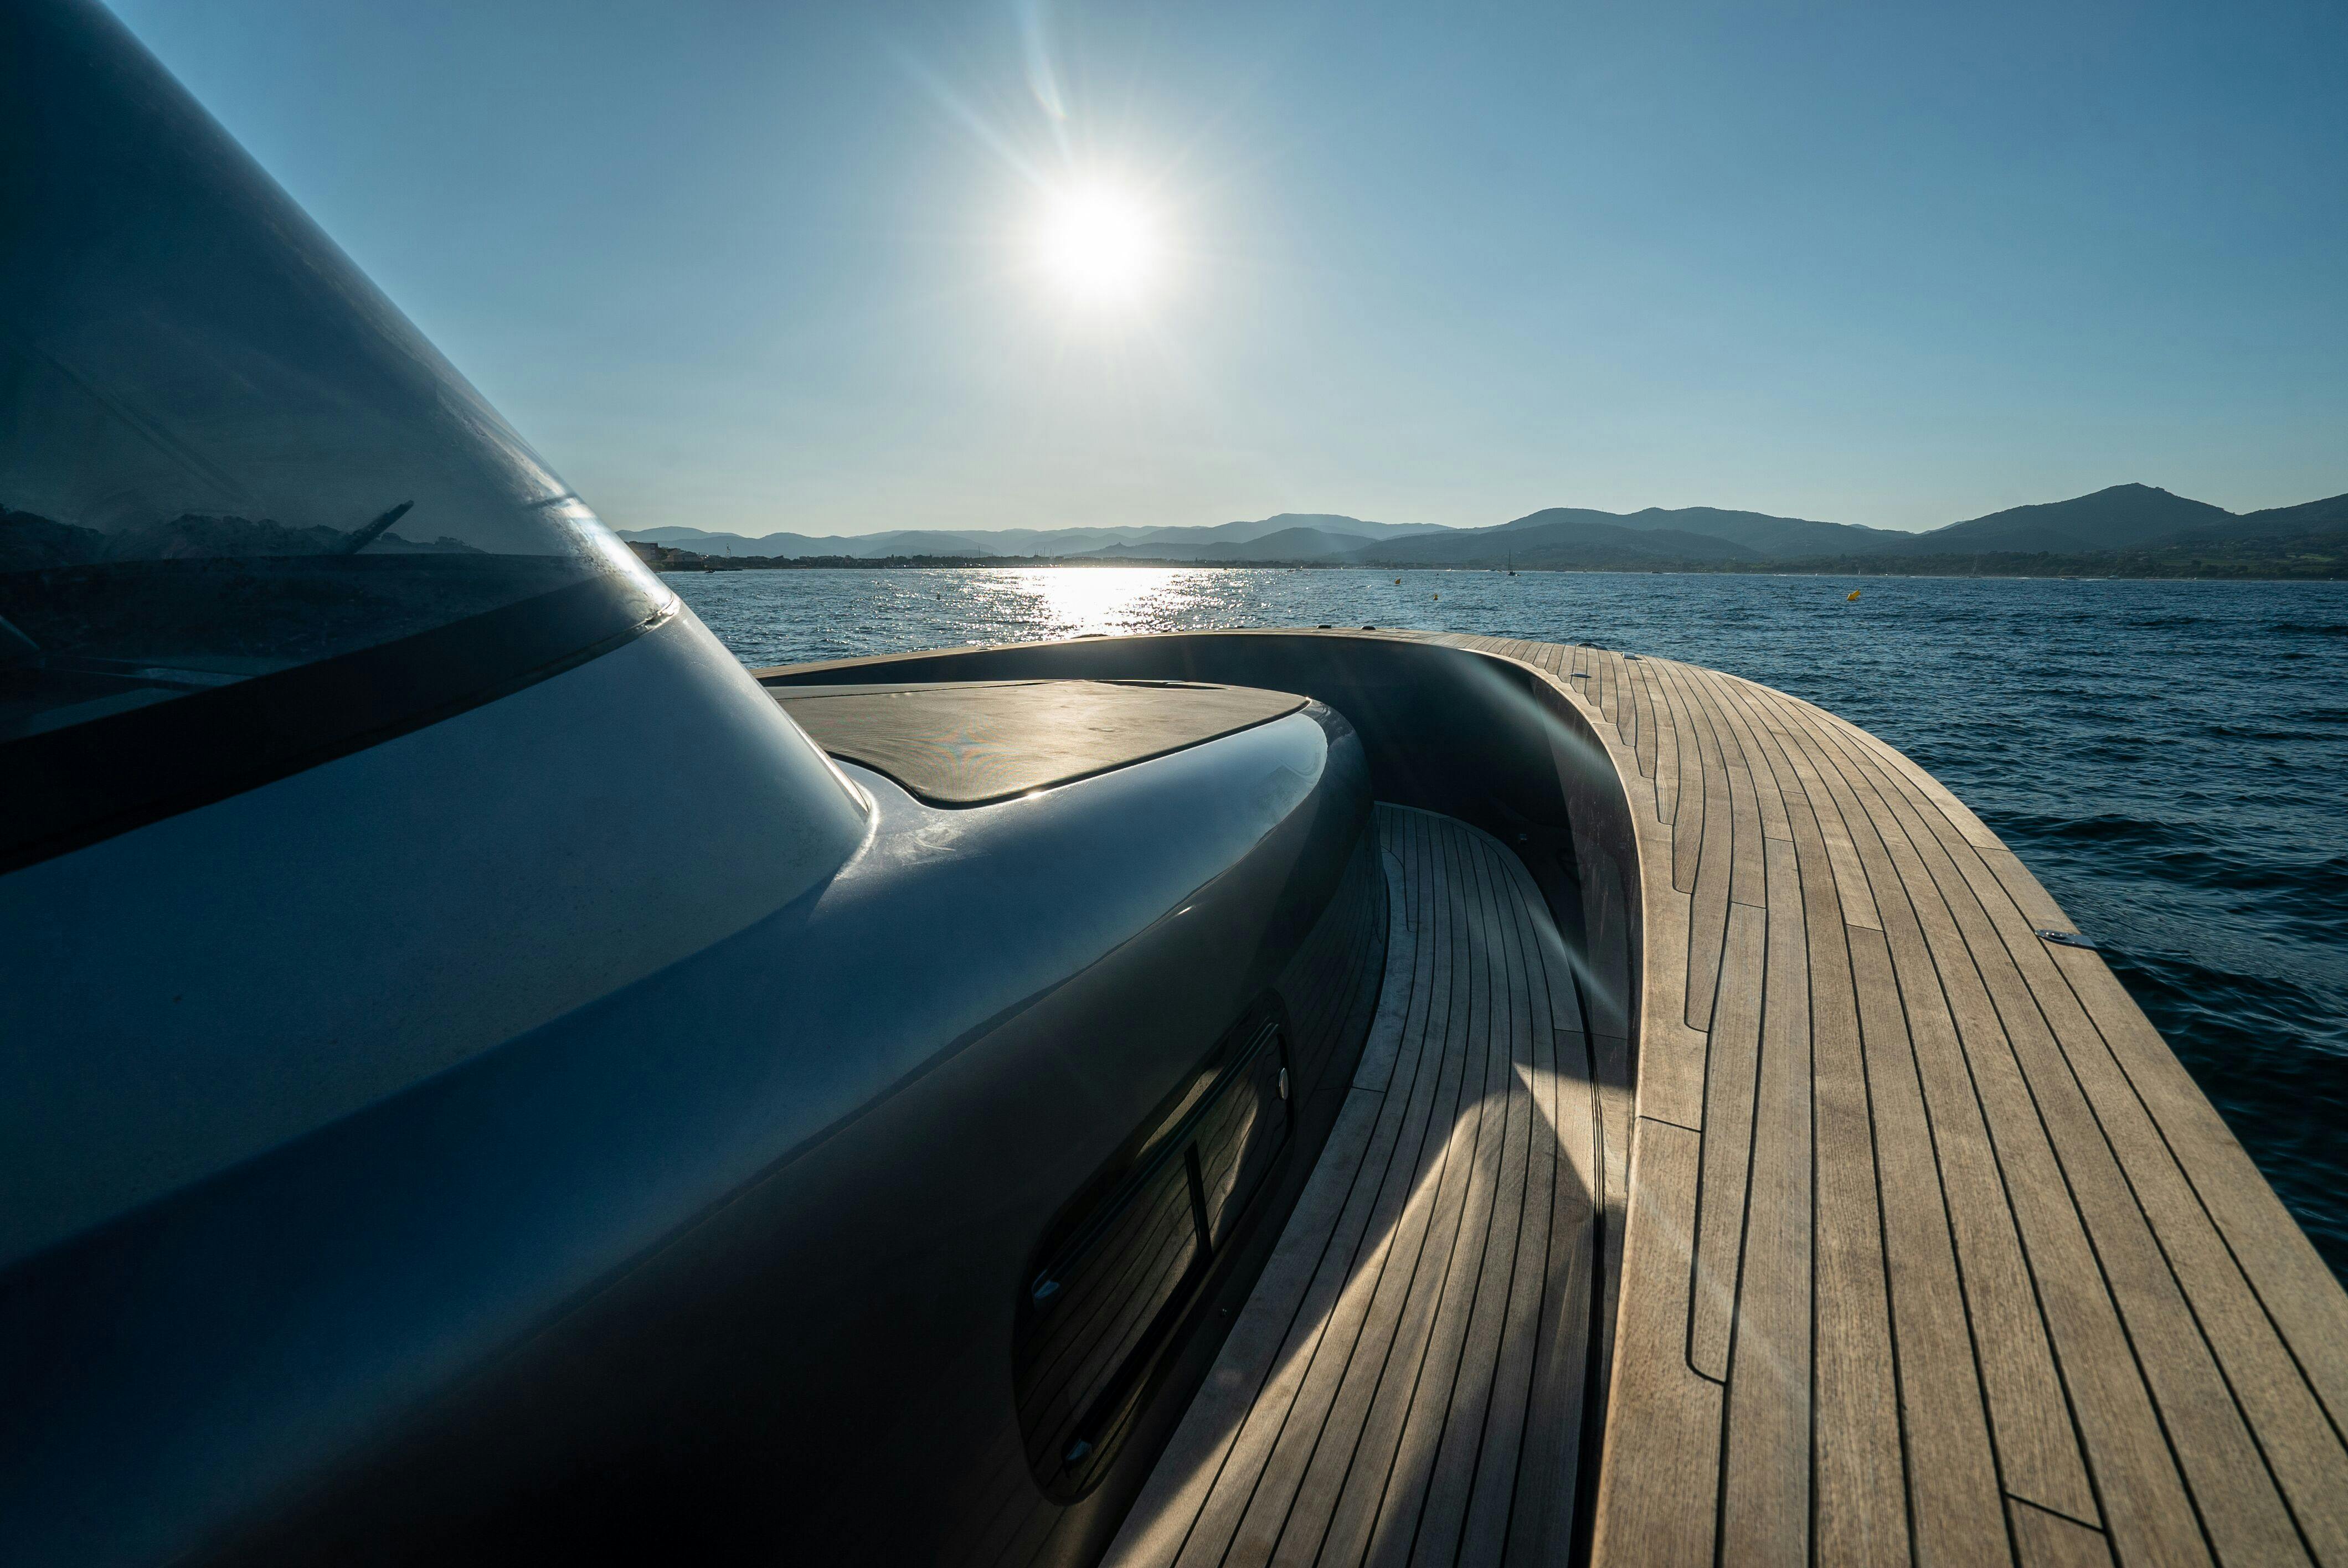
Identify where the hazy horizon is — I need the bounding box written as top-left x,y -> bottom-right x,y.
110,0 -> 2348,539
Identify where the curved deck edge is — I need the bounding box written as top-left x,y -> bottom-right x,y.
756,627 -> 2348,1567
1431,632 -> 2348,1568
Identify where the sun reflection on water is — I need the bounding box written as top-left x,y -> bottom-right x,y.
988,566 -> 1215,638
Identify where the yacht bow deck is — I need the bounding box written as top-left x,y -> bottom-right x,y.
1436,634 -> 2348,1568
757,629 -> 2348,1567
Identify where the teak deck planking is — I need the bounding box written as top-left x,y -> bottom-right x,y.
1432,633 -> 2348,1568
1104,807 -> 1600,1568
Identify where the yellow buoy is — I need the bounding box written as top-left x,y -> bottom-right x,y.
1846,589 -> 1862,601
1433,592 -> 1439,600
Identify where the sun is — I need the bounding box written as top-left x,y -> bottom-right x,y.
1036,183 -> 1161,307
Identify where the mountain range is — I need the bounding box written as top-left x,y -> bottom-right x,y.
617,485 -> 2348,570
619,512 -> 1446,563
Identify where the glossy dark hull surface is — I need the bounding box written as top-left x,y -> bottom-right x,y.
1,700 -> 1381,1566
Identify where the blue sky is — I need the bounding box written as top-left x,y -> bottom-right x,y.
111,0 -> 2348,535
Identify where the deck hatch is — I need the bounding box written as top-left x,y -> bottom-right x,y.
768,680 -> 1306,807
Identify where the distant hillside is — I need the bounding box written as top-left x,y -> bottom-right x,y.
1901,484 -> 2231,553
620,512 -> 1443,560
1078,524 -> 1373,562
2175,492 -> 2348,544
1119,513 -> 1447,548
1515,524 -> 1765,568
863,530 -> 1003,558
1489,505 -> 1907,558
619,526 -> 1002,559
616,484 -> 2348,575
1203,526 -> 1376,561
1062,512 -> 1446,555
1357,517 -> 1762,568
962,526 -> 1158,554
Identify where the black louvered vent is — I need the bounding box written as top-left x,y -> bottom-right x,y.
1012,1006 -> 1289,1499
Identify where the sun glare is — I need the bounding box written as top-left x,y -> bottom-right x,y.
1036,184 -> 1160,307
1011,566 -> 1195,633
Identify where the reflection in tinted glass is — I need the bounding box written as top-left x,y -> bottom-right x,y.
0,0 -> 667,745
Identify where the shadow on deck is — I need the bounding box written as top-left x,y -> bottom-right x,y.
1108,807 -> 1603,1568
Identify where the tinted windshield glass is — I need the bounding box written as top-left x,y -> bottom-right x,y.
0,0 -> 668,751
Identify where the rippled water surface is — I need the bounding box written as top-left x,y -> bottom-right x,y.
671,566 -> 2348,1277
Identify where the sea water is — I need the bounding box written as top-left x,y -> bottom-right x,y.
671,565 -> 2348,1279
